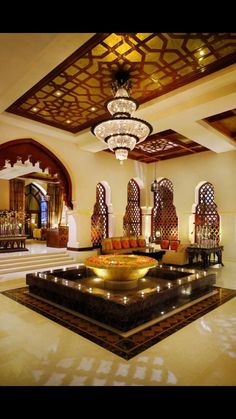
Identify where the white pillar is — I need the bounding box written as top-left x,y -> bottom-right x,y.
107,203 -> 115,237
141,206 -> 152,242
67,203 -> 80,249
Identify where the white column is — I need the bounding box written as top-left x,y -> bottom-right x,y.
107,203 -> 115,237
141,206 -> 152,242
67,203 -> 80,249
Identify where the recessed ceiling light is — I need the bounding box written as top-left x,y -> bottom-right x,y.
32,107 -> 38,112
66,119 -> 71,124
151,74 -> 159,83
90,106 -> 97,111
200,50 -> 205,56
55,90 -> 62,96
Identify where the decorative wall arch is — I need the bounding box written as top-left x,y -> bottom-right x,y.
193,181 -> 220,245
151,177 -> 178,243
0,138 -> 73,209
123,178 -> 142,236
25,182 -> 48,236
99,180 -> 114,237
91,182 -> 109,247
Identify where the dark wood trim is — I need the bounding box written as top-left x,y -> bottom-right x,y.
0,138 -> 73,209
6,34 -> 110,112
67,246 -> 96,252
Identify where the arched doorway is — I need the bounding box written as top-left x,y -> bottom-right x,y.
0,138 -> 73,209
0,138 -> 73,246
25,183 -> 48,238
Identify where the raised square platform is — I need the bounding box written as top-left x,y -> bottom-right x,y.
26,265 -> 216,332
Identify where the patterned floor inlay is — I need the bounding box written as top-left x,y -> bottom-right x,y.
2,286 -> 236,360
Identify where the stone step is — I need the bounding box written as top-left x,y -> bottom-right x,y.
0,255 -> 74,270
0,253 -> 72,266
0,251 -> 68,263
0,258 -> 76,275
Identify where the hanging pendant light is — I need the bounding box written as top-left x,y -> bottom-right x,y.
151,161 -> 159,192
91,70 -> 152,164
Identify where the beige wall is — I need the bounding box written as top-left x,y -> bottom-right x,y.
1,132 -> 235,261
0,179 -> 9,209
148,150 -> 236,261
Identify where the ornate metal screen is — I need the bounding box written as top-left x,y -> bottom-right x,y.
10,179 -> 25,212
151,178 -> 178,243
195,182 -> 220,245
91,183 -> 108,247
123,179 -> 142,236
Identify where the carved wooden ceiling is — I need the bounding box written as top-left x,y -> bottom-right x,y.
204,109 -> 236,142
104,129 -> 209,163
6,32 -> 236,138
4,33 -> 236,163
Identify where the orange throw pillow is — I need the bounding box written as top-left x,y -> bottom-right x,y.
160,240 -> 170,249
170,240 -> 180,251
121,238 -> 130,249
103,239 -> 113,251
138,236 -> 146,247
112,238 -> 122,250
129,236 -> 138,248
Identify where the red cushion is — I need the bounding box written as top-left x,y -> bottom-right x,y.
112,238 -> 121,250
137,236 -> 146,247
160,240 -> 170,249
121,238 -> 130,249
103,239 -> 113,251
170,240 -> 180,251
129,237 -> 138,248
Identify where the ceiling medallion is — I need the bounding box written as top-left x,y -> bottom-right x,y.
91,70 -> 152,164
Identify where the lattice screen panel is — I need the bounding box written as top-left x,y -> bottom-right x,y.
123,179 -> 142,236
91,183 -> 108,246
151,178 -> 178,243
195,182 -> 220,245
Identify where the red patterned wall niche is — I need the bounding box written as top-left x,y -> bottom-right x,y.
151,178 -> 178,243
91,183 -> 108,247
123,179 -> 142,236
194,182 -> 220,246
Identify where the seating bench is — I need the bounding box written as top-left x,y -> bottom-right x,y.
101,236 -> 148,255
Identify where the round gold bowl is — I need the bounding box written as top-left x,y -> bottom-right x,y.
85,254 -> 157,289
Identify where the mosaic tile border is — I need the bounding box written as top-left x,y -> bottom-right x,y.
2,286 -> 236,360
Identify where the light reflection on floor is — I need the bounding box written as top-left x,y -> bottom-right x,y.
0,242 -> 236,386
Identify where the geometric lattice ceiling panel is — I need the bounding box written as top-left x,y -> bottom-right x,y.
204,108 -> 236,142
6,33 -> 236,133
104,129 -> 210,163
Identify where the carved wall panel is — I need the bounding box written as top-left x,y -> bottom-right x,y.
91,183 -> 108,246
151,178 -> 178,243
0,139 -> 73,209
194,182 -> 220,245
123,179 -> 142,236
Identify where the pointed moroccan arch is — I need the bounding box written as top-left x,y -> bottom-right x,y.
123,178 -> 142,236
151,177 -> 178,243
0,138 -> 73,209
91,182 -> 108,247
194,181 -> 220,245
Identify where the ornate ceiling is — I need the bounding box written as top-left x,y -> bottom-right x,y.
118,129 -> 209,163
204,109 -> 236,142
3,33 -> 236,162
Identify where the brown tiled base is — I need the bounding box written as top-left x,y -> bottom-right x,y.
2,286 -> 236,360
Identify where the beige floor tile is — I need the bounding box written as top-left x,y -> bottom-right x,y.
0,243 -> 236,386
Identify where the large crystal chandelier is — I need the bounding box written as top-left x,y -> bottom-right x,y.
91,71 -> 152,163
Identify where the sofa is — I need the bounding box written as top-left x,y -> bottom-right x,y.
161,243 -> 190,266
101,236 -> 147,254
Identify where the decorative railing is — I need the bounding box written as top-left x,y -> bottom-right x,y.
0,210 -> 25,236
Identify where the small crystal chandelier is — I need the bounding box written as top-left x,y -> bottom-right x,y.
91,70 -> 152,163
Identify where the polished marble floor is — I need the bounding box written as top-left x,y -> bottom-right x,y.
0,242 -> 236,386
